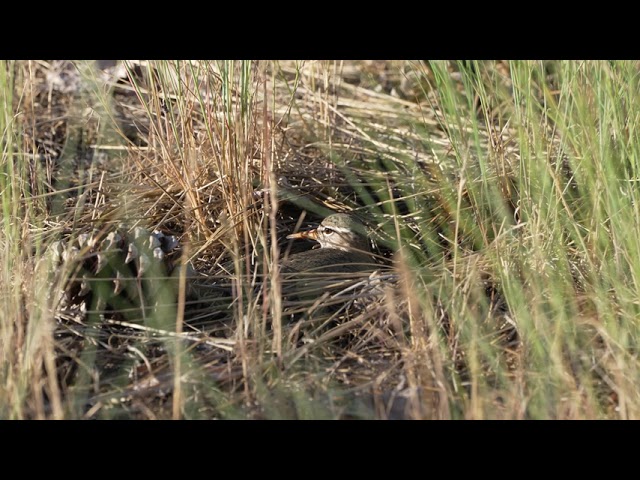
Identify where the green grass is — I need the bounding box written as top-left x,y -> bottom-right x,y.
1,60 -> 640,419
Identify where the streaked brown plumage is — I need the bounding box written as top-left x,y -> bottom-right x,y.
281,213 -> 376,274
278,213 -> 378,319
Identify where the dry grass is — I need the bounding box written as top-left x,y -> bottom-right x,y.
1,60 -> 638,419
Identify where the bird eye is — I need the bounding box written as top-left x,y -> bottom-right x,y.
323,227 -> 334,235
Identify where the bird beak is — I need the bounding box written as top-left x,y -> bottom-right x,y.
287,228 -> 318,241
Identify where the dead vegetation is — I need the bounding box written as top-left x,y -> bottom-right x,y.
1,60 -> 630,419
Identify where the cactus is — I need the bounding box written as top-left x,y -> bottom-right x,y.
47,226 -> 183,325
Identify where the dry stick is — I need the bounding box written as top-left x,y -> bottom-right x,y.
264,76 -> 283,361
172,240 -> 189,420
42,326 -> 65,419
101,318 -> 235,351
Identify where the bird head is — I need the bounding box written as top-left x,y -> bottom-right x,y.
286,213 -> 370,252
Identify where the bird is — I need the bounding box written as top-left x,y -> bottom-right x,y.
276,213 -> 380,322
280,213 -> 377,275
